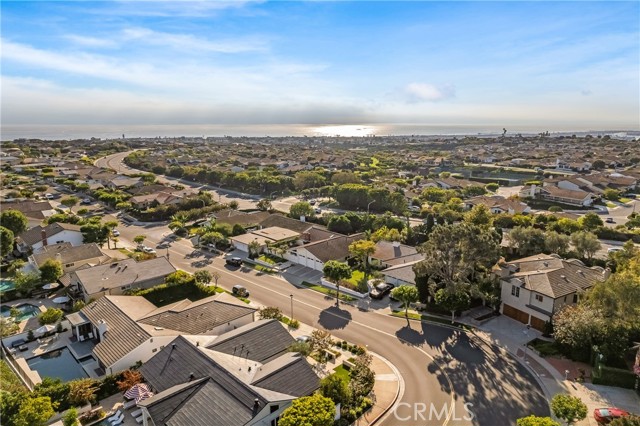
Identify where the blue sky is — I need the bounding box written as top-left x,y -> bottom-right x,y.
1,1 -> 639,132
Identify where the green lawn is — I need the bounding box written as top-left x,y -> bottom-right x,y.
301,281 -> 356,302
620,197 -> 633,204
138,281 -> 224,306
605,202 -> 617,208
345,269 -> 366,288
332,364 -> 351,382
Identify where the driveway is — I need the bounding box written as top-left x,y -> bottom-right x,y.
282,264 -> 323,284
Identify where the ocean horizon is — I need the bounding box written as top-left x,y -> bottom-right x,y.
2,123 -> 638,141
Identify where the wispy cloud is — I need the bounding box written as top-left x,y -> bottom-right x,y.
404,83 -> 456,102
120,27 -> 269,53
97,0 -> 263,18
63,34 -> 118,48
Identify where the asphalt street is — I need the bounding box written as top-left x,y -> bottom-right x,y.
99,152 -> 550,426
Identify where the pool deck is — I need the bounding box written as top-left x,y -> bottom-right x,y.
97,394 -> 149,426
4,294 -> 67,334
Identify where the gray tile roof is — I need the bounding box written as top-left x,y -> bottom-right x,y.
32,243 -> 107,267
73,257 -> 176,296
372,241 -> 419,262
259,214 -> 317,233
381,260 -> 421,284
251,353 -> 320,397
140,335 -> 270,408
302,233 -> 363,263
506,254 -> 606,299
138,294 -> 256,335
81,296 -> 153,368
207,319 -> 295,363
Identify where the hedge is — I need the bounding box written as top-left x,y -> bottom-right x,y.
592,365 -> 638,389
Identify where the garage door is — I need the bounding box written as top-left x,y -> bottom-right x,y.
502,304 -> 530,325
530,316 -> 546,332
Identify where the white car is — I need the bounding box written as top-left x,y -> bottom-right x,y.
607,247 -> 622,253
143,247 -> 157,254
112,230 -> 120,237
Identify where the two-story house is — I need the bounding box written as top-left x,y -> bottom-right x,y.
494,254 -> 607,331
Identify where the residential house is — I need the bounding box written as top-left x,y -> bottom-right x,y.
285,233 -> 363,271
16,223 -> 84,254
369,241 -> 423,269
381,260 -> 421,286
67,293 -> 256,374
555,158 -> 592,172
27,242 -> 110,275
1,200 -> 56,228
212,211 -> 271,229
519,184 -> 596,207
107,176 -> 143,190
129,192 -> 183,210
494,254 -> 607,331
464,195 -> 531,215
138,320 -> 320,426
68,257 -> 176,302
230,227 -> 300,253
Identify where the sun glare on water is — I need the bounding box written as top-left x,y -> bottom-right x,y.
310,125 -> 381,137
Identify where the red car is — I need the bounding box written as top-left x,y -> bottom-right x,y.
594,408 -> 631,425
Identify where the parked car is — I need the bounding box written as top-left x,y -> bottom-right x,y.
81,198 -> 93,205
369,282 -> 395,299
594,408 -> 631,425
607,247 -> 622,253
143,247 -> 157,254
308,199 -> 317,205
226,257 -> 243,267
232,285 -> 250,297
11,338 -> 26,349
409,205 -> 421,212
296,335 -> 310,343
112,230 -> 120,237
314,208 -> 322,214
606,217 -> 615,223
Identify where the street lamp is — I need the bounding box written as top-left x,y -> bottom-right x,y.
290,294 -> 294,321
367,200 -> 376,215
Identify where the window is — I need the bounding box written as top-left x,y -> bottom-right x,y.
270,405 -> 279,413
511,285 -> 520,297
573,294 -> 578,303
535,294 -> 543,302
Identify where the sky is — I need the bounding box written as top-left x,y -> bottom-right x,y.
1,0 -> 639,136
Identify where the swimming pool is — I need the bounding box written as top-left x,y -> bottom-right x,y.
27,348 -> 89,382
0,279 -> 15,292
0,303 -> 41,322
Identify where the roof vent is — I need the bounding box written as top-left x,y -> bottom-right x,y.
188,372 -> 195,382
561,275 -> 567,280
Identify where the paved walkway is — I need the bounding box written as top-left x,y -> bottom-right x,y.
290,320 -> 400,425
465,315 -> 640,426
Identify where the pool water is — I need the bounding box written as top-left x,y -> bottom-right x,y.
27,348 -> 89,382
0,279 -> 15,292
0,303 -> 41,322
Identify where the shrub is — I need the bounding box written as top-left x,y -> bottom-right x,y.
592,366 -> 637,389
39,308 -> 63,325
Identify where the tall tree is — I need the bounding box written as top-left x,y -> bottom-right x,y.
12,396 -> 56,426
578,212 -> 603,231
507,226 -> 546,256
194,270 -> 212,286
414,223 -> 500,290
391,285 -> 419,323
434,288 -> 471,323
322,260 -> 351,306
464,203 -> 493,227
348,239 -> 376,272
289,201 -> 314,220
0,226 -> 14,257
320,373 -> 350,406
0,210 -> 28,235
544,231 -> 571,256
80,223 -> 109,246
570,231 -> 601,260
39,259 -> 63,283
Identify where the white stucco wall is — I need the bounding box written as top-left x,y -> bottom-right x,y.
108,335 -> 178,374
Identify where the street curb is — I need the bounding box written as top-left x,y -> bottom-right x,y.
368,351 -> 403,426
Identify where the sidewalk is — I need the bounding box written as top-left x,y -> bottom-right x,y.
290,321 -> 401,425
467,315 -> 640,426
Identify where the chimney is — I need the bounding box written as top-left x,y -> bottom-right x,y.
55,253 -> 62,263
96,319 -> 109,336
188,372 -> 195,382
392,241 -> 401,248
41,229 -> 48,247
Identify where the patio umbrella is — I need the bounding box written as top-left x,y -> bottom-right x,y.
42,283 -> 60,290
53,296 -> 70,304
124,383 -> 151,400
35,324 -> 56,336
135,391 -> 154,404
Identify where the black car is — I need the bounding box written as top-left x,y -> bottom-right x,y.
226,257 -> 243,267
369,282 -> 395,299
232,285 -> 250,297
